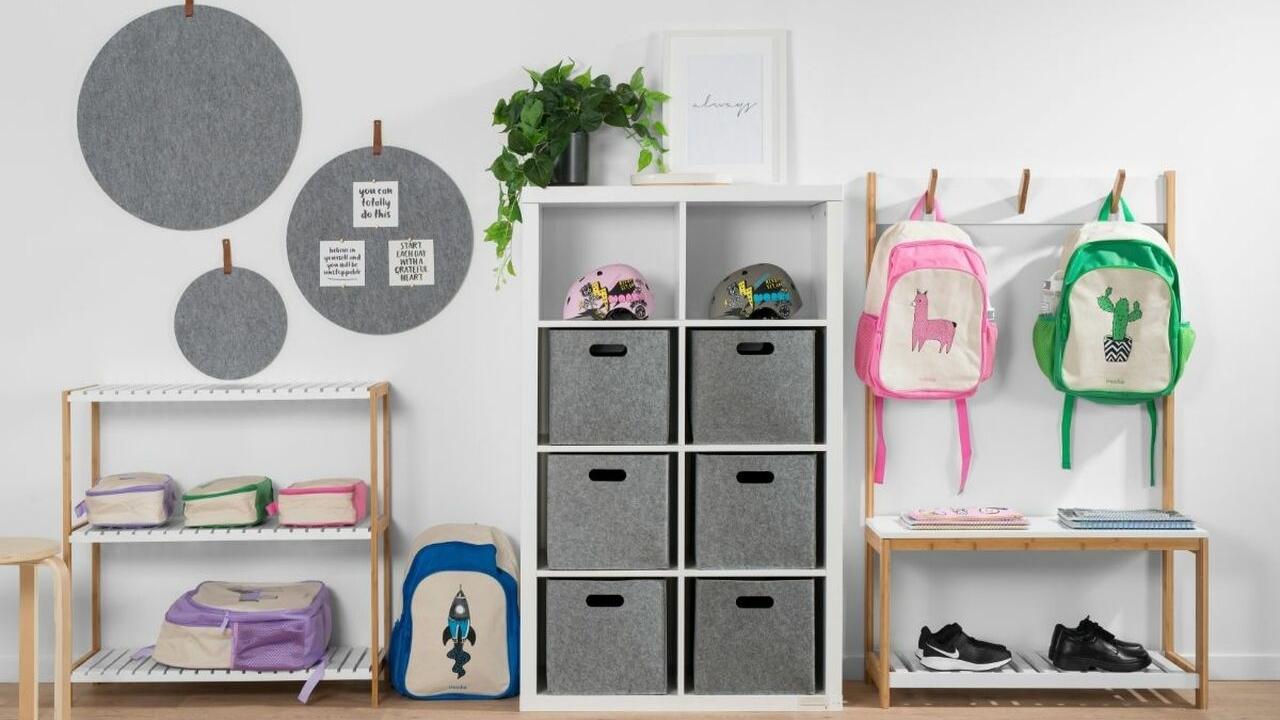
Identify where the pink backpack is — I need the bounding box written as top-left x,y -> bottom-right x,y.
854,194 -> 997,492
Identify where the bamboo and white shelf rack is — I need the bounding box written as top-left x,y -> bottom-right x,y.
861,171 -> 1209,709
60,382 -> 393,708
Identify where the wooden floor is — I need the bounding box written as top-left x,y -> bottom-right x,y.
1,680 -> 1276,718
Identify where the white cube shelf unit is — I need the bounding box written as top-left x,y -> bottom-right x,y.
520,185 -> 844,712
60,382 -> 393,708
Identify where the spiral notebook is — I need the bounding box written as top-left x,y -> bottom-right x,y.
1058,508 -> 1195,530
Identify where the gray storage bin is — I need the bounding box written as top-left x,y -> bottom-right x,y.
693,454 -> 817,569
547,329 -> 671,445
692,579 -> 816,694
544,579 -> 669,695
689,329 -> 816,444
545,454 -> 671,569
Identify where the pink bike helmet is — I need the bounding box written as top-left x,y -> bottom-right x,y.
563,264 -> 655,320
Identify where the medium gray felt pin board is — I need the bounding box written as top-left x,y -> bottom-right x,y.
174,267 -> 287,380
545,454 -> 672,570
692,453 -> 817,569
78,5 -> 301,230
692,579 -> 816,694
286,146 -> 473,334
544,579 -> 669,695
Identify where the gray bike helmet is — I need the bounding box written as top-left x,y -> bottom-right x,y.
709,263 -> 802,319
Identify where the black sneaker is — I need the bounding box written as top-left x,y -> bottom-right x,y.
1051,623 -> 1151,672
916,624 -> 1012,671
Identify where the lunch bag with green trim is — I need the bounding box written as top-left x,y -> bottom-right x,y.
1032,194 -> 1194,484
183,476 -> 275,527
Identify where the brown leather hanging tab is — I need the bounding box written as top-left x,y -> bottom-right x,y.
1017,168 -> 1031,214
222,238 -> 232,275
185,0 -> 194,18
373,120 -> 382,156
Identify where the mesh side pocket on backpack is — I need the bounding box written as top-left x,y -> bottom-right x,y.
232,617 -> 327,671
854,313 -> 879,384
1032,315 -> 1056,381
1175,322 -> 1195,383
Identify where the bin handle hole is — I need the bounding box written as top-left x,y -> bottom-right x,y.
588,343 -> 628,357
735,596 -> 775,609
736,341 -> 774,356
736,470 -> 774,484
588,469 -> 627,482
586,594 -> 625,607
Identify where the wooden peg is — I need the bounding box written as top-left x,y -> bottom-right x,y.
185,0 -> 194,18
1111,169 -> 1126,213
925,168 -> 938,215
221,238 -> 232,275
1017,168 -> 1031,214
373,120 -> 382,156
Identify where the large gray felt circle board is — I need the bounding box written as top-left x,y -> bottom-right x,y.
78,4 -> 301,230
287,146 -> 473,334
174,266 -> 288,380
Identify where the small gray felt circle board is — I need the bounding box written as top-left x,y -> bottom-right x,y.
287,145 -> 473,335
77,4 -> 302,230
174,264 -> 288,381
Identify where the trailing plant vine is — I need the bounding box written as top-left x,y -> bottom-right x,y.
486,61 -> 669,285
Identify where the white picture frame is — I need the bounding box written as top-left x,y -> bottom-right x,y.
662,30 -> 788,183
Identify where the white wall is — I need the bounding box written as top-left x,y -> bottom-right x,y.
1,0 -> 1276,682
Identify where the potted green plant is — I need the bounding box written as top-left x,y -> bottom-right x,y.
485,61 -> 669,284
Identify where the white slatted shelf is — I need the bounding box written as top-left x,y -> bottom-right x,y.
67,382 -> 378,403
533,568 -> 827,578
70,516 -> 372,544
71,646 -> 379,684
886,646 -> 1197,690
868,515 -> 1208,541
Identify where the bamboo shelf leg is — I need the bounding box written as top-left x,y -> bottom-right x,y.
863,543 -> 874,685
1196,539 -> 1209,709
90,402 -> 101,656
368,390 -> 381,709
381,392 -> 393,676
878,540 -> 892,709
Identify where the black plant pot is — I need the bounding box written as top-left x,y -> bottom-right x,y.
551,132 -> 589,186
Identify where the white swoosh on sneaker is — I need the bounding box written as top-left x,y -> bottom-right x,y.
926,643 -> 960,659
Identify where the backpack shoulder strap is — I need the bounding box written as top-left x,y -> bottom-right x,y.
1061,394 -> 1076,469
956,398 -> 972,493
873,395 -> 887,485
1146,399 -> 1158,487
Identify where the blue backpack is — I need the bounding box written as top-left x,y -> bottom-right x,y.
389,524 -> 519,699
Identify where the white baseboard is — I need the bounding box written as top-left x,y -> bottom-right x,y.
844,653 -> 1280,681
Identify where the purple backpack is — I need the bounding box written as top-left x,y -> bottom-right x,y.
153,581 -> 332,701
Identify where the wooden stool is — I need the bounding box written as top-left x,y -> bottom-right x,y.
2,538 -> 70,720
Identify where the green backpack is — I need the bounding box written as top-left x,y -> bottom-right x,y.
1032,194 -> 1195,484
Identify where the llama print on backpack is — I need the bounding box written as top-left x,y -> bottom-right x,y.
854,191 -> 997,492
911,290 -> 957,353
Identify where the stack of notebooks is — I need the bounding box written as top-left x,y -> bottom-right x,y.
899,507 -> 1028,530
1058,508 -> 1196,530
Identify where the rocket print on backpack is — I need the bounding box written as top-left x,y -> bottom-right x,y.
1032,193 -> 1194,484
855,192 -> 998,492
